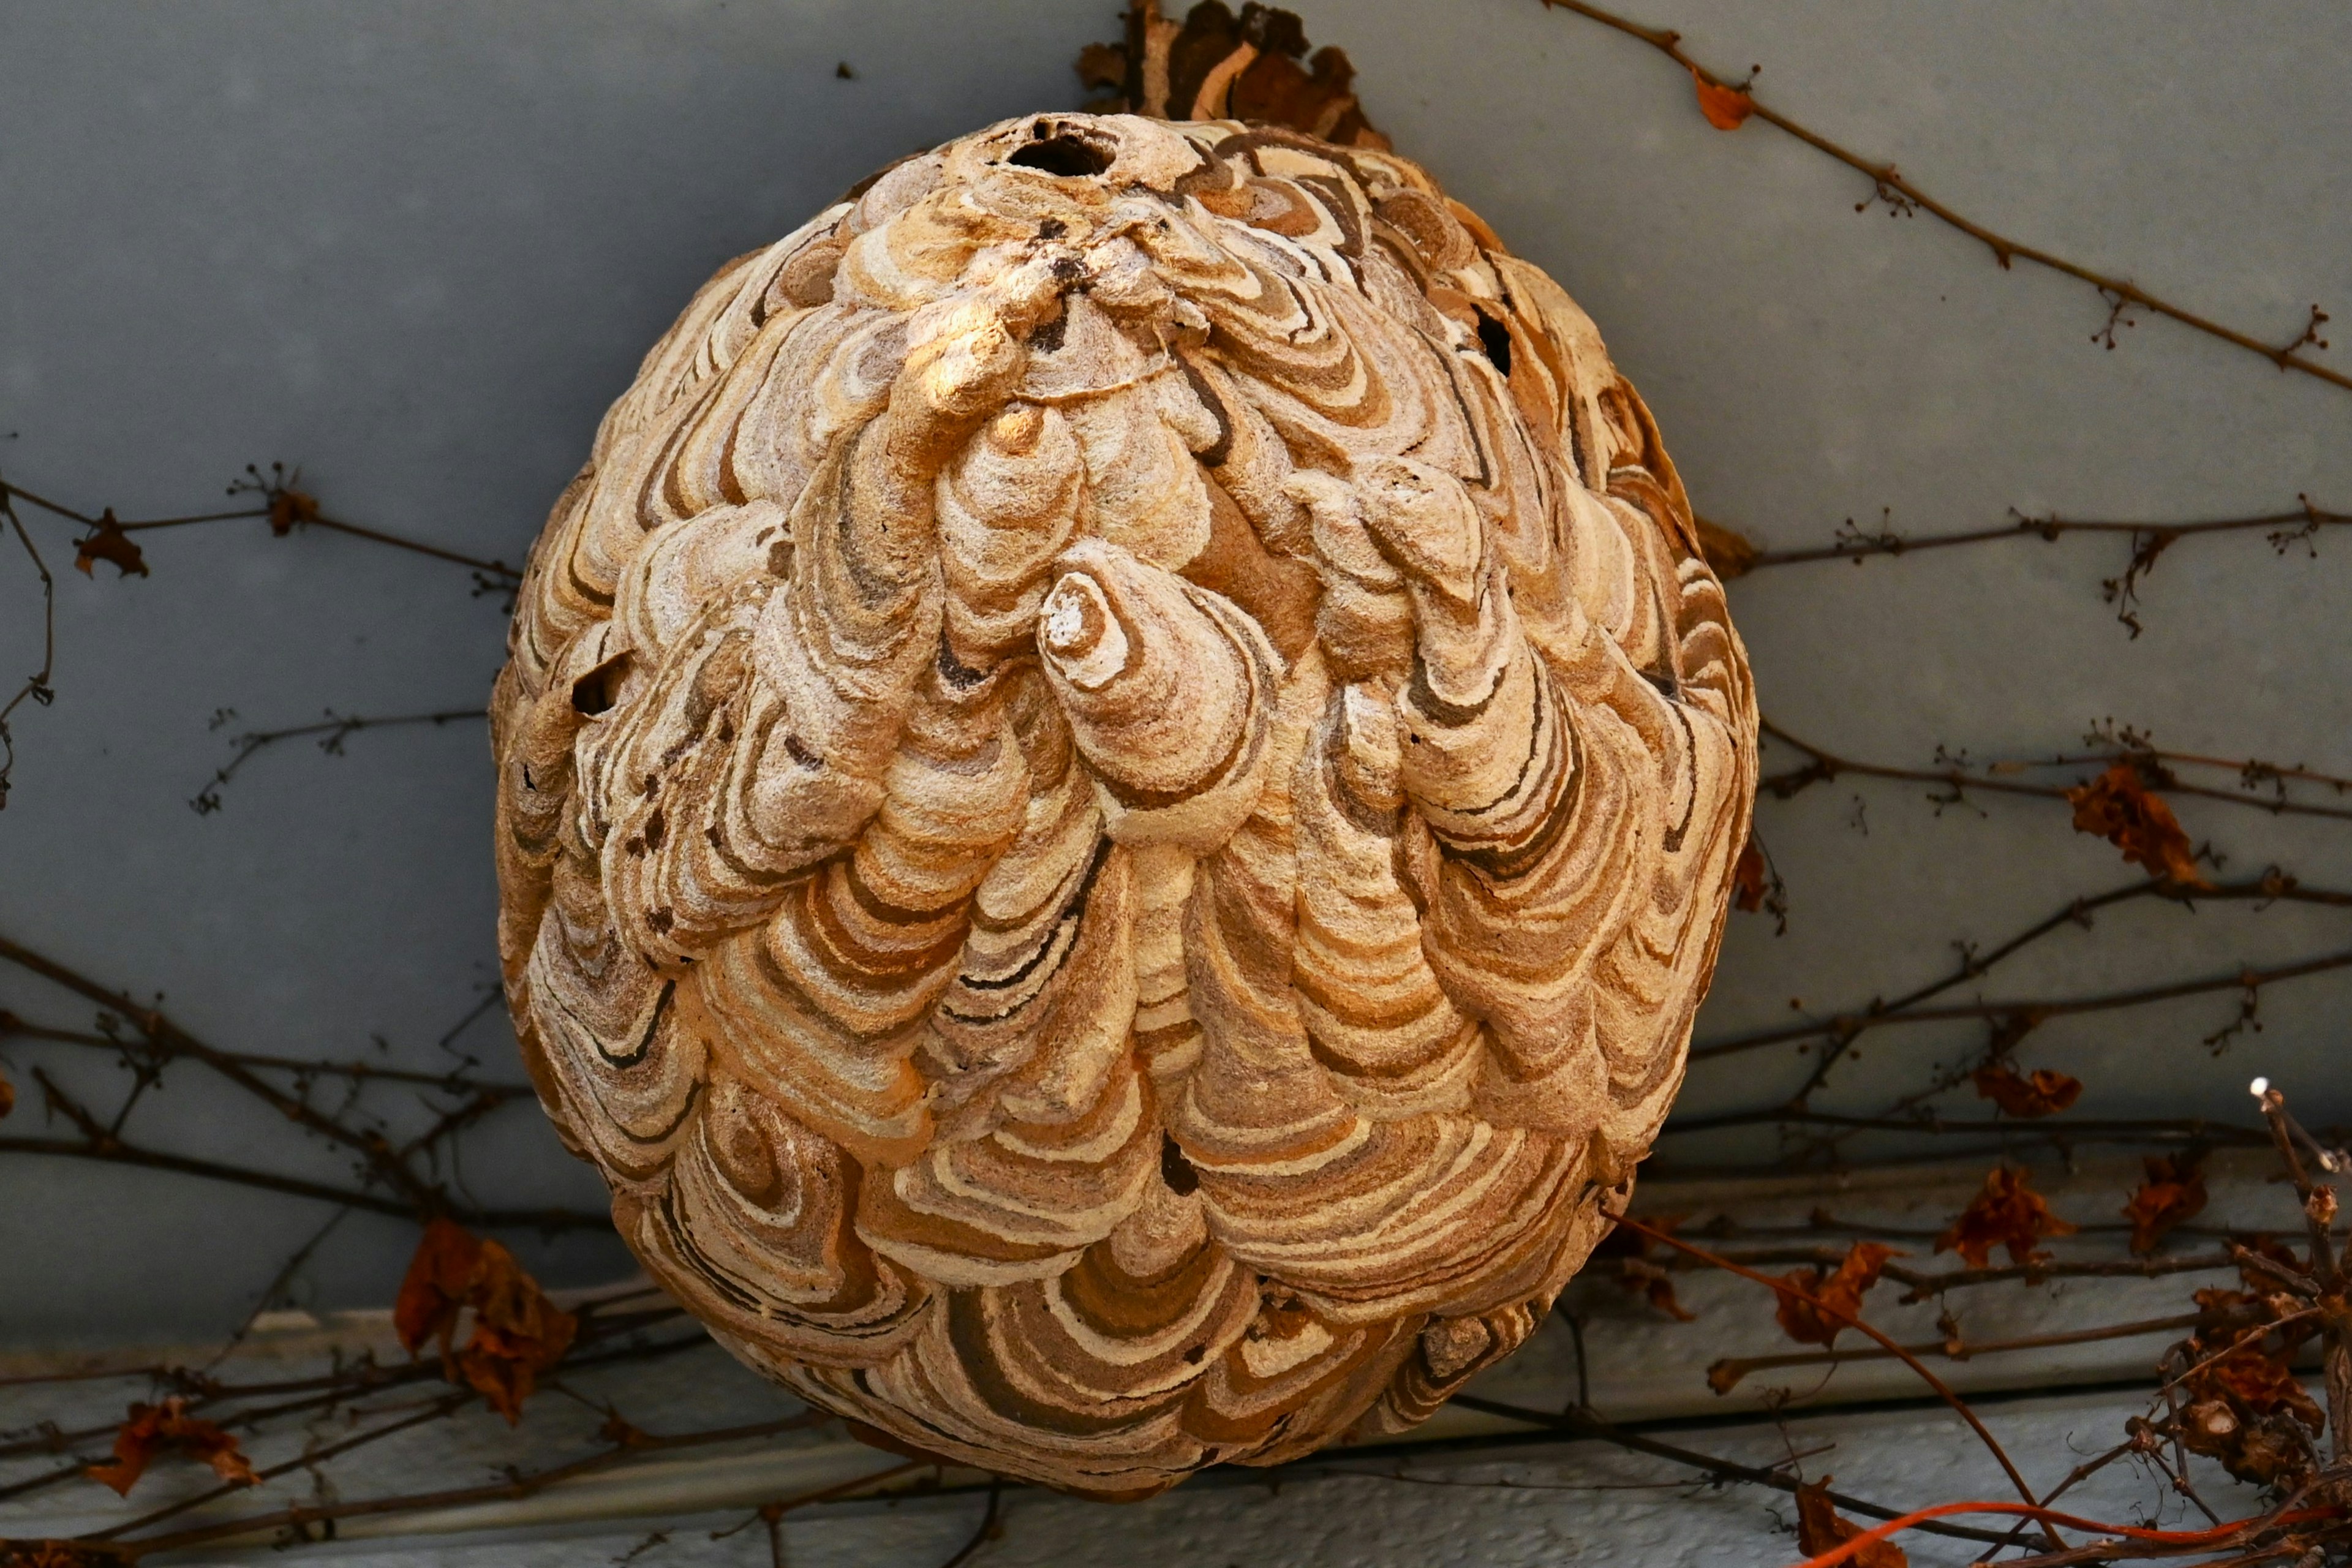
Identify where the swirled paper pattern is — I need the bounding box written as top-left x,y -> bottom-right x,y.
492,111 -> 1756,1496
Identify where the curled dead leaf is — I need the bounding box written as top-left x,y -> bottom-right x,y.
85,1398 -> 257,1496
1794,1476 -> 1908,1567
1691,69 -> 1754,130
393,1217 -> 576,1424
2122,1151 -> 2207,1254
1935,1166 -> 2076,1270
1732,838 -> 1768,912
1970,1062 -> 2082,1119
72,511 -> 147,579
2065,763 -> 2208,887
1773,1242 -> 1904,1348
2176,1283 -> 2324,1489
1695,516 -> 1759,578
267,486 -> 320,536
1593,1214 -> 1698,1322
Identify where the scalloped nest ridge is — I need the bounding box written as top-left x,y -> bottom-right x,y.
491,110 -> 1757,1496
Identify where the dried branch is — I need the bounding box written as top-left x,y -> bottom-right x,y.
0,1013 -> 532,1096
1760,722 -> 2352,825
1447,1395 -> 2022,1547
0,469 -> 519,582
0,486 -> 57,811
0,935 -> 597,1230
1706,1310 -> 2208,1393
190,709 -> 486,815
1726,500 -> 2350,625
1602,1211 -> 2055,1539
1660,1110 -> 2268,1151
69,1412 -> 833,1561
1536,0 -> 2352,396
1692,944 -> 2352,1069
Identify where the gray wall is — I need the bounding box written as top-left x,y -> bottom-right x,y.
1,1 -> 2345,1343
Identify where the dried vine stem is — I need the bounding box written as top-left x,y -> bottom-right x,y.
1694,872 -> 2352,1063
0,465 -> 516,811
0,485 -> 56,810
1438,1396 -> 2022,1547
1692,940 -> 2352,1069
1728,499 -> 2351,578
1706,1310 -> 2209,1393
1536,0 -> 2352,396
39,1413 -> 837,1561
1761,722 -> 2352,825
0,472 -> 519,582
1603,1212 -> 2056,1540
190,708 -> 486,815
0,933 -> 600,1231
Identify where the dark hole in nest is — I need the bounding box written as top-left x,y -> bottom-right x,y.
1474,309 -> 1513,377
1160,1134 -> 1200,1195
570,652 -> 631,716
1008,132 -> 1112,178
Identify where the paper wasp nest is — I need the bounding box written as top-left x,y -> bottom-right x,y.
492,108 -> 1755,1495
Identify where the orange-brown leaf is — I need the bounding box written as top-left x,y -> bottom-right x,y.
1691,69 -> 1754,130
392,1220 -> 575,1423
394,1216 -> 483,1356
1970,1062 -> 2082,1118
1935,1166 -> 2077,1270
2206,1351 -> 2324,1429
0,1065 -> 13,1120
1794,1476 -> 1908,1567
2065,763 -> 2208,887
267,488 -> 321,536
86,1398 -> 257,1496
455,1238 -> 578,1423
2122,1152 -> 2207,1254
1774,1242 -> 1903,1348
1732,838 -> 1768,912
1695,515 -> 1759,578
72,511 -> 148,579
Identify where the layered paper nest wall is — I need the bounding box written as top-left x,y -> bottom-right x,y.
491,108 -> 1757,1495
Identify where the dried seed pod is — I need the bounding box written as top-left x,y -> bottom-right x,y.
493,108 -> 1756,1496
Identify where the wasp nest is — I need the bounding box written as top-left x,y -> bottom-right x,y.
492,108 -> 1755,1496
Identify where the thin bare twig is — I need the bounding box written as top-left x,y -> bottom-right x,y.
1536,0 -> 2352,395
1604,1211 -> 2058,1545
190,709 -> 486,815
1760,722 -> 2352,824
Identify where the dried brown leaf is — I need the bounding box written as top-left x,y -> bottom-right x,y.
2122,1151 -> 2207,1254
1773,1241 -> 1903,1348
266,486 -> 320,536
1732,838 -> 1768,912
1695,515 -> 1758,578
394,1215 -> 483,1357
1970,1062 -> 2082,1119
1691,69 -> 1754,131
85,1397 -> 257,1496
72,511 -> 147,579
454,1239 -> 578,1422
393,1218 -> 576,1423
2065,762 -> 2209,887
1794,1476 -> 1907,1566
1934,1166 -> 2077,1269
